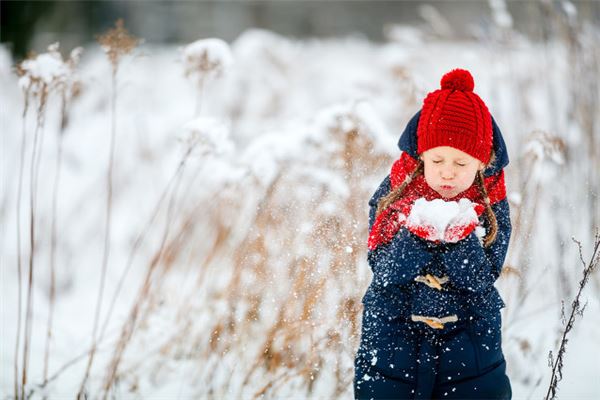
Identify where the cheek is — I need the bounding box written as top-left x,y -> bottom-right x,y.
458,171 -> 478,187
423,166 -> 437,184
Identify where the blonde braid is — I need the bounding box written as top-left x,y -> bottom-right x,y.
476,170 -> 498,247
375,160 -> 424,219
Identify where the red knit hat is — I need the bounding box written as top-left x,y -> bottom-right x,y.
417,69 -> 493,164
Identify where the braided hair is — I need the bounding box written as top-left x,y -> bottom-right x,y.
375,160 -> 424,219
476,170 -> 498,248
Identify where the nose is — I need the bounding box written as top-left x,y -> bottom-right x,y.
440,166 -> 455,180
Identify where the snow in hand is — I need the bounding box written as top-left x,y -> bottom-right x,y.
406,198 -> 482,243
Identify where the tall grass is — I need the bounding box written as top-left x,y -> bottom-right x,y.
120,104 -> 394,397
101,141 -> 196,398
13,78 -> 31,400
44,54 -> 81,388
78,19 -> 138,399
545,233 -> 600,399
14,43 -> 79,399
21,80 -> 48,400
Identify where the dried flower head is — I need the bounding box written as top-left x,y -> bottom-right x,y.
16,42 -> 82,96
96,19 -> 139,69
182,38 -> 233,83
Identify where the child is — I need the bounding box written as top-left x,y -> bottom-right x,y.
354,68 -> 512,400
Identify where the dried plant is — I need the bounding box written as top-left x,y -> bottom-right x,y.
78,19 -> 138,399
545,231 -> 599,400
96,18 -> 139,74
100,126 -> 214,397
44,48 -> 82,389
504,130 -> 567,317
13,75 -> 31,400
128,101 -> 393,398
182,38 -> 233,116
14,42 -> 81,400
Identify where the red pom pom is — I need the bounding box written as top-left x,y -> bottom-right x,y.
440,69 -> 474,92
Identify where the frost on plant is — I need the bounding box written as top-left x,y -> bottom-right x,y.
182,38 -> 233,116
16,42 -> 82,95
182,117 -> 234,157
182,38 -> 233,84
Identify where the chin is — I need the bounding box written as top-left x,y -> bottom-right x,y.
440,193 -> 458,199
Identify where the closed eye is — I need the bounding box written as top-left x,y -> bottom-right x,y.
455,162 -> 467,167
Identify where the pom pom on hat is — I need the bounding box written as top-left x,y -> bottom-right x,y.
440,68 -> 474,92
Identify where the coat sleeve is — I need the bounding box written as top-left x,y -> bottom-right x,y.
440,198 -> 512,293
367,228 -> 433,287
367,175 -> 432,287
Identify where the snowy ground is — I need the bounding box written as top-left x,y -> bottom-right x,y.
1,25 -> 599,399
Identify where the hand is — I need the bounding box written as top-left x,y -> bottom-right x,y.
406,222 -> 442,243
443,200 -> 485,243
368,208 -> 408,250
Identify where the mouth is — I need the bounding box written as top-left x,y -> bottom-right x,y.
439,185 -> 455,191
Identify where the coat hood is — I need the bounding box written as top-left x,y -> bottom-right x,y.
397,110 -> 509,176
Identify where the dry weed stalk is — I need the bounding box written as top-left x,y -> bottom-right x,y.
216,106 -> 388,397
101,139 -> 201,396
15,43 -> 80,400
182,38 -> 232,116
78,19 -> 138,398
97,153 -> 189,344
537,0 -> 600,286
21,68 -> 48,400
13,76 -> 32,400
504,130 -> 566,327
89,99 -> 390,397
545,231 -> 599,400
44,50 -> 82,388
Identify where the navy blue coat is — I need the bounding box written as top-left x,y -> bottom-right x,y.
354,111 -> 513,399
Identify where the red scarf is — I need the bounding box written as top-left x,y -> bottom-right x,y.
367,153 -> 506,251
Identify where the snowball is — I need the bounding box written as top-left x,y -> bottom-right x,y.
406,198 -> 479,240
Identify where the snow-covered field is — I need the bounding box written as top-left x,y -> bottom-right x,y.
1,23 -> 599,399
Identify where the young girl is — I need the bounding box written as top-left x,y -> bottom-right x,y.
354,69 -> 512,399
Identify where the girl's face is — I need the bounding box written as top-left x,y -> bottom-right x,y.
420,146 -> 485,199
